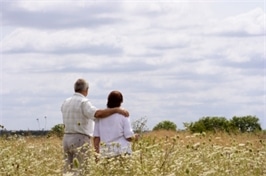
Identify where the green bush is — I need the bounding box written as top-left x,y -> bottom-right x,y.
49,124 -> 64,138
185,116 -> 229,133
153,120 -> 177,131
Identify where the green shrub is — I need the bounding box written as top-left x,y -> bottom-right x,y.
153,120 -> 177,131
49,124 -> 64,138
185,116 -> 229,133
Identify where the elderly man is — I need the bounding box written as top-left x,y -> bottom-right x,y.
61,78 -> 129,173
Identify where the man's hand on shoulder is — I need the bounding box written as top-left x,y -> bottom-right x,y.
116,107 -> 129,117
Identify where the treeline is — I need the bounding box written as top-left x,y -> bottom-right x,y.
184,115 -> 262,133
0,130 -> 49,137
0,115 -> 263,137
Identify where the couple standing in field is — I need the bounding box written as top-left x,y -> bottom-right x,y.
61,78 -> 138,173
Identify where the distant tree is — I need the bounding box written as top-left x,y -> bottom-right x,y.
184,121 -> 205,133
186,116 -> 230,133
50,124 -> 64,138
153,120 -> 177,131
230,115 -> 262,133
132,117 -> 149,133
185,115 -> 262,133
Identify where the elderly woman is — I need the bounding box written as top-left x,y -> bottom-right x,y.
93,90 -> 138,158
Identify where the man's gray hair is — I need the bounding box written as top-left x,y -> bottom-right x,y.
74,78 -> 89,93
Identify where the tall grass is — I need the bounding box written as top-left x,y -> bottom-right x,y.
0,131 -> 265,175
0,136 -> 63,176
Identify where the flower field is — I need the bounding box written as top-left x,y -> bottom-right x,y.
0,131 -> 265,176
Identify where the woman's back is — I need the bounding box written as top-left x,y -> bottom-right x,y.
94,113 -> 134,157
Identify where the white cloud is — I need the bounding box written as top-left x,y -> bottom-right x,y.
206,8 -> 265,36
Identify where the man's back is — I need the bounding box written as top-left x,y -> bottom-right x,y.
61,92 -> 96,136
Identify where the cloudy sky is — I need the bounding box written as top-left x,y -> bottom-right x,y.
0,0 -> 265,131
